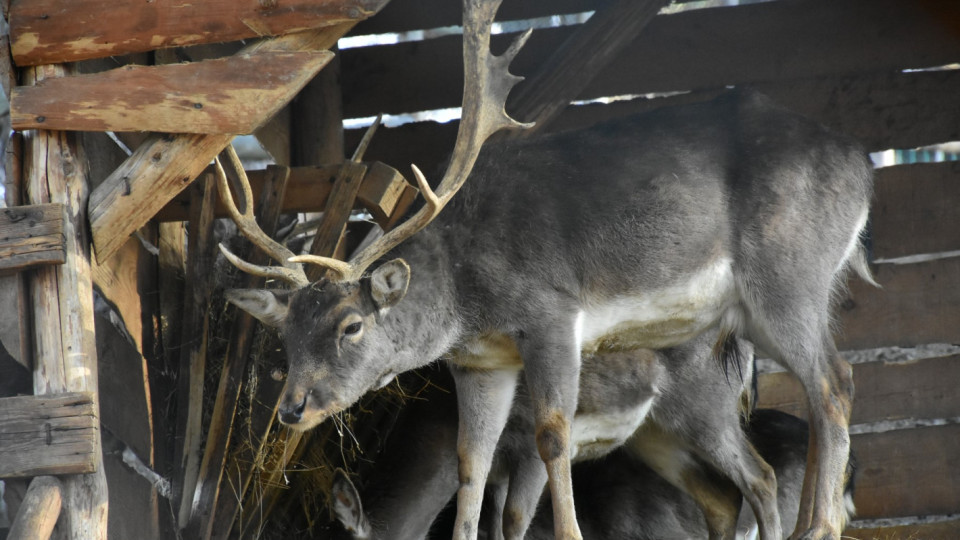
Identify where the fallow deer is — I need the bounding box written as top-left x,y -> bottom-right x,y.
329,332 -> 774,540
220,0 -> 875,538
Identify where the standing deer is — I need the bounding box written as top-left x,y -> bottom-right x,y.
220,0 -> 875,538
328,332 -> 774,540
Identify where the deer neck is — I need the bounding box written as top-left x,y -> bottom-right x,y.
381,230 -> 463,370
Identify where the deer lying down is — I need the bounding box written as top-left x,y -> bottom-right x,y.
329,332 -> 776,540
221,2 -> 874,537
523,409 -> 857,540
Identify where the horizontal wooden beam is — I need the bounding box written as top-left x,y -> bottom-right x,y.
837,256 -> 960,350
0,392 -> 99,479
87,22 -> 359,264
758,354 -> 960,425
340,0 -> 960,119
0,203 -> 65,274
850,424 -> 960,519
846,519 -> 960,540
11,51 -> 333,134
873,162 -> 960,261
9,0 -> 390,67
154,162 -> 414,226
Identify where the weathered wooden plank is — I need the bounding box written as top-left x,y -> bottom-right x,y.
341,0 -> 960,119
9,0 -> 390,66
0,393 -> 98,478
850,424 -> 960,519
91,236 -> 147,353
757,354 -> 960,425
349,0 -> 597,36
22,63 -> 109,539
872,162 -> 960,261
11,51 -> 334,134
6,476 -> 62,540
0,203 -> 65,274
836,257 -> 960,350
153,161 -> 413,227
846,519 -> 960,540
502,0 -> 669,137
87,22 -> 362,264
184,155 -> 290,540
345,68 -> 960,193
306,161 -> 367,280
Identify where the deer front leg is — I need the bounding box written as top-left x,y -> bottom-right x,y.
449,365 -> 519,540
517,324 -> 583,540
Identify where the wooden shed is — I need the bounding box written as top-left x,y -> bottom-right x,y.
0,0 -> 958,538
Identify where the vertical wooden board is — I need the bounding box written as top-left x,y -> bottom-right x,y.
0,275 -> 24,368
872,162 -> 960,261
102,449 -> 161,540
851,424 -> 960,519
836,257 -> 960,350
757,354 -> 960,425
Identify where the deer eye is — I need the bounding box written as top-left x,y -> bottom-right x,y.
344,322 -> 362,336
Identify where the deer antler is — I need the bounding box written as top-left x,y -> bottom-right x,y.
291,0 -> 533,281
215,144 -> 311,288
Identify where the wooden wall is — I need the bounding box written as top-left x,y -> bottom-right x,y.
335,0 -> 960,537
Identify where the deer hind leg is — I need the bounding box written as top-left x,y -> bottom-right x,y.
501,452 -> 550,540
516,323 -> 584,540
746,306 -> 853,540
627,423 -> 742,540
449,365 -> 519,540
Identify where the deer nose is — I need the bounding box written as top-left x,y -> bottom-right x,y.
278,395 -> 308,425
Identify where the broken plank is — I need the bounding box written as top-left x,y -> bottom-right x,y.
0,392 -> 99,478
11,51 -> 334,134
87,23 -> 363,264
9,0 -> 390,67
153,161 -> 413,227
0,203 -> 65,274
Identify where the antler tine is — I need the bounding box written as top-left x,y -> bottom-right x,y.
300,0 -> 532,281
215,144 -> 310,288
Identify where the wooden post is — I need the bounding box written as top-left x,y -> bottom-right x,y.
7,476 -> 63,540
22,63 -> 108,539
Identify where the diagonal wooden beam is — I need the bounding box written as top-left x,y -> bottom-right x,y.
11,51 -> 333,134
9,0 -> 391,67
502,0 -> 671,138
87,22 -> 359,264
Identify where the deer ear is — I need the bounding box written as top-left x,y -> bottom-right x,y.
332,469 -> 371,537
224,289 -> 290,327
369,259 -> 410,310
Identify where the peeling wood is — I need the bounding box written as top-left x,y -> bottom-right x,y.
0,392 -> 99,478
9,0 -> 391,66
0,203 -> 66,274
11,51 -> 334,134
87,22 -> 363,264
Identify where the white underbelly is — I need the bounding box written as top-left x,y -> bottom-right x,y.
578,257 -> 737,354
570,396 -> 656,461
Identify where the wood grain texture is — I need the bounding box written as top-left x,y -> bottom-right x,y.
11,51 -> 334,134
6,476 -> 62,540
153,161 -> 412,226
757,354 -> 960,425
850,424 -> 960,519
340,0 -> 960,119
872,162 -> 960,261
836,257 -> 960,350
9,0 -> 389,66
0,393 -> 99,478
0,203 -> 65,273
846,519 -> 960,540
87,22 -> 361,264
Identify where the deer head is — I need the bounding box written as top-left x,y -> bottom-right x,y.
221,0 -> 531,430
